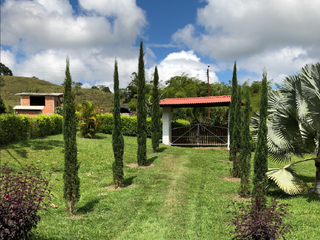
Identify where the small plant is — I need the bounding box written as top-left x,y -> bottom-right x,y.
0,163 -> 53,240
55,106 -> 63,115
228,187 -> 292,240
75,101 -> 101,138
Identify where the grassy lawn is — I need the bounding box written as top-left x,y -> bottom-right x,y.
1,133 -> 320,239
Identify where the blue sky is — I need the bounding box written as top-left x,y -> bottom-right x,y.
1,0 -> 320,90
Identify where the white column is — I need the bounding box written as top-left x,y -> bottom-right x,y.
162,107 -> 171,145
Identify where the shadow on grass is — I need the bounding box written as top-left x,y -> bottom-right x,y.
30,140 -> 64,150
147,156 -> 158,165
123,175 -> 137,186
77,199 -> 101,214
157,147 -> 167,153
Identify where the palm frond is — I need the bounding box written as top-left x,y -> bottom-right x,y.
267,165 -> 302,195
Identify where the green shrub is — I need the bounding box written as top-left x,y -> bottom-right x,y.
0,114 -> 63,145
99,113 -> 189,137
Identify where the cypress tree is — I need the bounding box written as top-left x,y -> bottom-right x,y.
230,86 -> 242,177
137,40 -> 147,166
229,62 -> 238,160
112,60 -> 124,188
239,88 -> 251,197
63,57 -> 80,216
253,70 -> 268,197
151,66 -> 161,152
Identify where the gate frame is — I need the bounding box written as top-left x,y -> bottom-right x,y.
160,96 -> 237,150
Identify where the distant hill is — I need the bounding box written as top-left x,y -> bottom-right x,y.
0,76 -> 114,112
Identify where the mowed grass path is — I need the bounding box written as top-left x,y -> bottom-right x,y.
1,133 -> 320,239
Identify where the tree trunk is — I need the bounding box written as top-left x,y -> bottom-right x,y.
313,150 -> 320,194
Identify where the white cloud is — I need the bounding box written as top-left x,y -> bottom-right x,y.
2,0 -> 146,51
1,0 -> 147,89
147,50 -> 219,84
172,0 -> 320,82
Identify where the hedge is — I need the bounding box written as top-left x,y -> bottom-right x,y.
0,114 -> 63,145
99,113 -> 190,137
0,113 -> 190,145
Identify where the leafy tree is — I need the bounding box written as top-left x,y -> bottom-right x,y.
72,81 -> 82,95
122,72 -> 153,111
63,57 -> 80,216
257,62 -> 320,195
230,86 -> 242,177
98,85 -> 111,93
0,94 -> 6,114
112,60 -> 124,187
151,66 -> 161,152
137,40 -> 147,166
0,63 -> 13,76
75,101 -> 101,138
91,86 -> 99,90
238,88 -> 251,197
252,70 -> 268,197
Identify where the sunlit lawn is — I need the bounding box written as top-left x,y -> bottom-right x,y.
1,133 -> 319,239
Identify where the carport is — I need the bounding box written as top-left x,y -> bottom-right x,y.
160,95 -> 233,148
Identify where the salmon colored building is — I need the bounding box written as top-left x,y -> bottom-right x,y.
13,93 -> 63,117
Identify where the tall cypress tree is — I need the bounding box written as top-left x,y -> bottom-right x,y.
112,60 -> 124,188
63,57 -> 80,216
253,70 -> 268,197
231,86 -> 242,177
151,66 -> 161,152
239,88 -> 251,197
229,62 -> 238,159
137,40 -> 147,166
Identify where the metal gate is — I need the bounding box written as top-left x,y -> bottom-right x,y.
171,123 -> 228,146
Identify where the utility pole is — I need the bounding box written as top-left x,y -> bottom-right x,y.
207,64 -> 210,118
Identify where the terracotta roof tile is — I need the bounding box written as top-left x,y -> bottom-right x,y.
159,95 -> 232,107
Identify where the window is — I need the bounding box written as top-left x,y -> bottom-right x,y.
30,96 -> 45,106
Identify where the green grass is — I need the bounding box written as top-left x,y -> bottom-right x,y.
0,76 -> 114,111
1,134 -> 320,239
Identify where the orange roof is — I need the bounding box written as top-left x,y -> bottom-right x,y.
159,95 -> 233,108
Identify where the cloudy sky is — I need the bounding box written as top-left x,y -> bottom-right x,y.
1,0 -> 320,90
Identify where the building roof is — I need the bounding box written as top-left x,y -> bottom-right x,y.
13,106 -> 44,110
159,95 -> 234,108
15,93 -> 63,96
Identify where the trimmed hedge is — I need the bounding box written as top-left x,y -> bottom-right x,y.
0,113 -> 190,144
0,114 -> 63,145
99,113 -> 190,137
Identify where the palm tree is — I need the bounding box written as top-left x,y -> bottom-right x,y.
75,101 -> 101,138
252,62 -> 320,195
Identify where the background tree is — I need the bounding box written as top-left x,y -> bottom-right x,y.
151,66 -> 161,152
252,70 -> 268,197
98,85 -> 111,93
0,63 -> 13,76
230,86 -> 242,177
112,60 -> 124,187
137,40 -> 147,166
238,88 -> 251,197
0,94 -> 6,114
259,62 -> 320,195
72,81 -> 83,95
121,72 -> 153,111
63,57 -> 80,216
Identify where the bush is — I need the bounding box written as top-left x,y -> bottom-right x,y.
0,163 -> 53,240
99,113 -> 190,137
228,188 -> 292,240
0,114 -> 63,145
